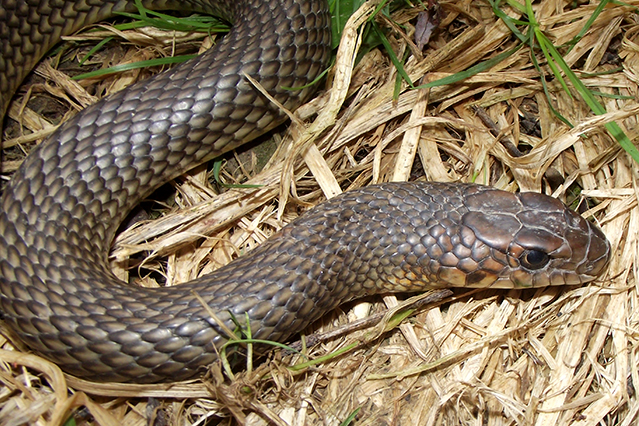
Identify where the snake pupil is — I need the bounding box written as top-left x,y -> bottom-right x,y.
521,250 -> 550,269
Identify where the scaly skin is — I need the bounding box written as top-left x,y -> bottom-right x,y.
0,0 -> 609,383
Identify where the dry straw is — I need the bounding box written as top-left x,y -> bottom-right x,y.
1,0 -> 638,425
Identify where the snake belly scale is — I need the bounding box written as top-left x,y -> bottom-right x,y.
0,0 -> 610,383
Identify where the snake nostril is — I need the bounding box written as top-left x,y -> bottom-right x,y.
520,249 -> 550,270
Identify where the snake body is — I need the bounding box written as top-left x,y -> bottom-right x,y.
0,0 -> 610,383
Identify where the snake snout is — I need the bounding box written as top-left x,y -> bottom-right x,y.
514,193 -> 610,286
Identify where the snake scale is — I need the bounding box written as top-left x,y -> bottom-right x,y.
0,0 -> 610,383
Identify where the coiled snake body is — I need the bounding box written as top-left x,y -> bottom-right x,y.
0,0 -> 610,383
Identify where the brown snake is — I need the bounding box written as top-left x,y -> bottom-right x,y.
0,0 -> 610,383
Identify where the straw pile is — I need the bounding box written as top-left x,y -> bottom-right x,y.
1,0 -> 638,424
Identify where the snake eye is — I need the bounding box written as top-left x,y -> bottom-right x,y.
520,250 -> 550,269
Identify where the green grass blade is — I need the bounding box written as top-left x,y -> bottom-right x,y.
113,0 -> 228,32
79,37 -> 114,65
72,55 -> 198,80
339,408 -> 361,426
504,0 -> 526,13
414,44 -> 523,90
331,0 -> 367,48
526,1 -> 639,163
548,44 -> 639,162
566,0 -> 609,52
528,46 -> 573,127
487,0 -> 528,42
535,30 -> 572,98
372,22 -> 413,88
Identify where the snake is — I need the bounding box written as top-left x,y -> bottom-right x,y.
0,0 -> 610,384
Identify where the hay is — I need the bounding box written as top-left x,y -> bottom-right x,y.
1,0 -> 638,424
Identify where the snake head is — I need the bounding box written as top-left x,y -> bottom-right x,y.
459,186 -> 611,288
